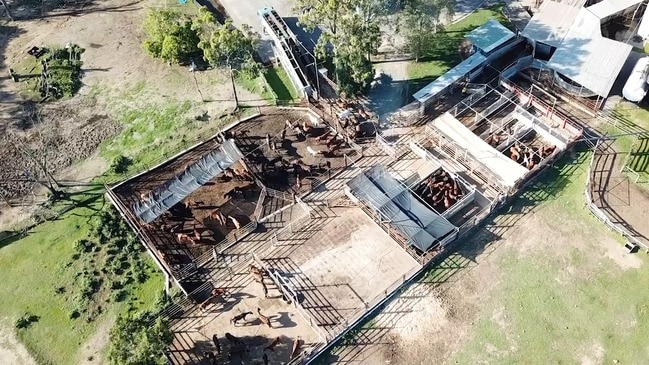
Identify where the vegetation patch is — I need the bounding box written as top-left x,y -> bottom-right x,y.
99,101 -> 193,175
235,72 -> 274,102
62,206 -> 154,322
1,191 -> 163,365
14,45 -> 84,100
108,298 -> 173,365
264,67 -> 300,102
608,104 -> 649,183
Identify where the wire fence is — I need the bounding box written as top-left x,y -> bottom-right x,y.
0,111 -> 266,243
584,141 -> 647,251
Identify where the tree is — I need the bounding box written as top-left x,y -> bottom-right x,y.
297,0 -> 383,95
398,0 -> 455,61
108,313 -> 172,365
1,0 -> 14,20
8,107 -> 64,200
196,19 -> 260,108
142,9 -> 199,64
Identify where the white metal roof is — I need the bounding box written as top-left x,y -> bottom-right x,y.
430,112 -> 528,188
547,8 -> 632,97
521,0 -> 584,47
413,53 -> 487,102
465,19 -> 516,54
640,6 -> 649,39
586,0 -> 642,20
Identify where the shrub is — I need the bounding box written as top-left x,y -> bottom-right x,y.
74,239 -> 95,253
15,313 -> 39,329
44,45 -> 85,98
109,155 -> 132,174
108,296 -> 172,365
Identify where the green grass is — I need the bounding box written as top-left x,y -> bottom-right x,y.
264,67 -> 300,101
407,4 -> 512,87
100,101 -> 193,173
0,191 -> 164,365
606,105 -> 649,183
98,94 -> 257,181
236,72 -> 275,102
448,150 -> 649,364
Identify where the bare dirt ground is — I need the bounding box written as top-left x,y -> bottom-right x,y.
0,0 -> 261,229
0,319 -> 36,365
590,141 -> 649,247
76,315 -> 114,365
318,168 -> 646,364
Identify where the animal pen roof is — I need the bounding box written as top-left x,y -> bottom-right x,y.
546,8 -> 632,97
430,112 -> 529,188
413,53 -> 487,103
132,139 -> 244,223
587,0 -> 643,20
347,164 -> 457,252
465,19 -> 516,54
523,0 -> 633,97
521,0 -> 584,47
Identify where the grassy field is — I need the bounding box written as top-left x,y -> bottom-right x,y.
98,84 -> 258,181
236,72 -> 275,102
236,67 -> 300,105
407,5 -> 512,86
607,104 -> 649,183
0,189 -> 164,365
264,67 -> 300,102
445,150 -> 649,364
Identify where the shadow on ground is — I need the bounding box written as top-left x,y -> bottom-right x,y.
315,145 -> 591,364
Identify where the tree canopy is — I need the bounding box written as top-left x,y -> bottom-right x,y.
398,0 -> 455,61
142,9 -> 200,64
108,312 -> 172,365
197,19 -> 260,76
296,0 -> 383,95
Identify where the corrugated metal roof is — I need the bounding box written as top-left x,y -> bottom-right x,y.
412,53 -> 487,103
587,0 -> 642,19
522,0 -> 584,46
465,19 -> 515,54
547,8 -> 632,97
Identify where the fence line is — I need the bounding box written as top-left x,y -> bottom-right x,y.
584,141 -> 647,251
177,219 -> 259,280
254,185 -> 268,219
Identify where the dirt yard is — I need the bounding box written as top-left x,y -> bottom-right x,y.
0,320 -> 36,365
0,0 -> 260,229
319,151 -> 649,364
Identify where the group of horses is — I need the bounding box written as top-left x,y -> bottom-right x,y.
198,262 -> 303,363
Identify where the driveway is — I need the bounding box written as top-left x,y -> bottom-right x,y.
217,0 -> 297,34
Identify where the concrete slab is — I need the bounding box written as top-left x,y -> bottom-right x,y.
259,207 -> 421,333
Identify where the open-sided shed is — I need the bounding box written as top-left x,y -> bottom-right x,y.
347,164 -> 458,252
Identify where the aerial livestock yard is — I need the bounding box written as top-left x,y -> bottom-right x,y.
107,65 -> 583,364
